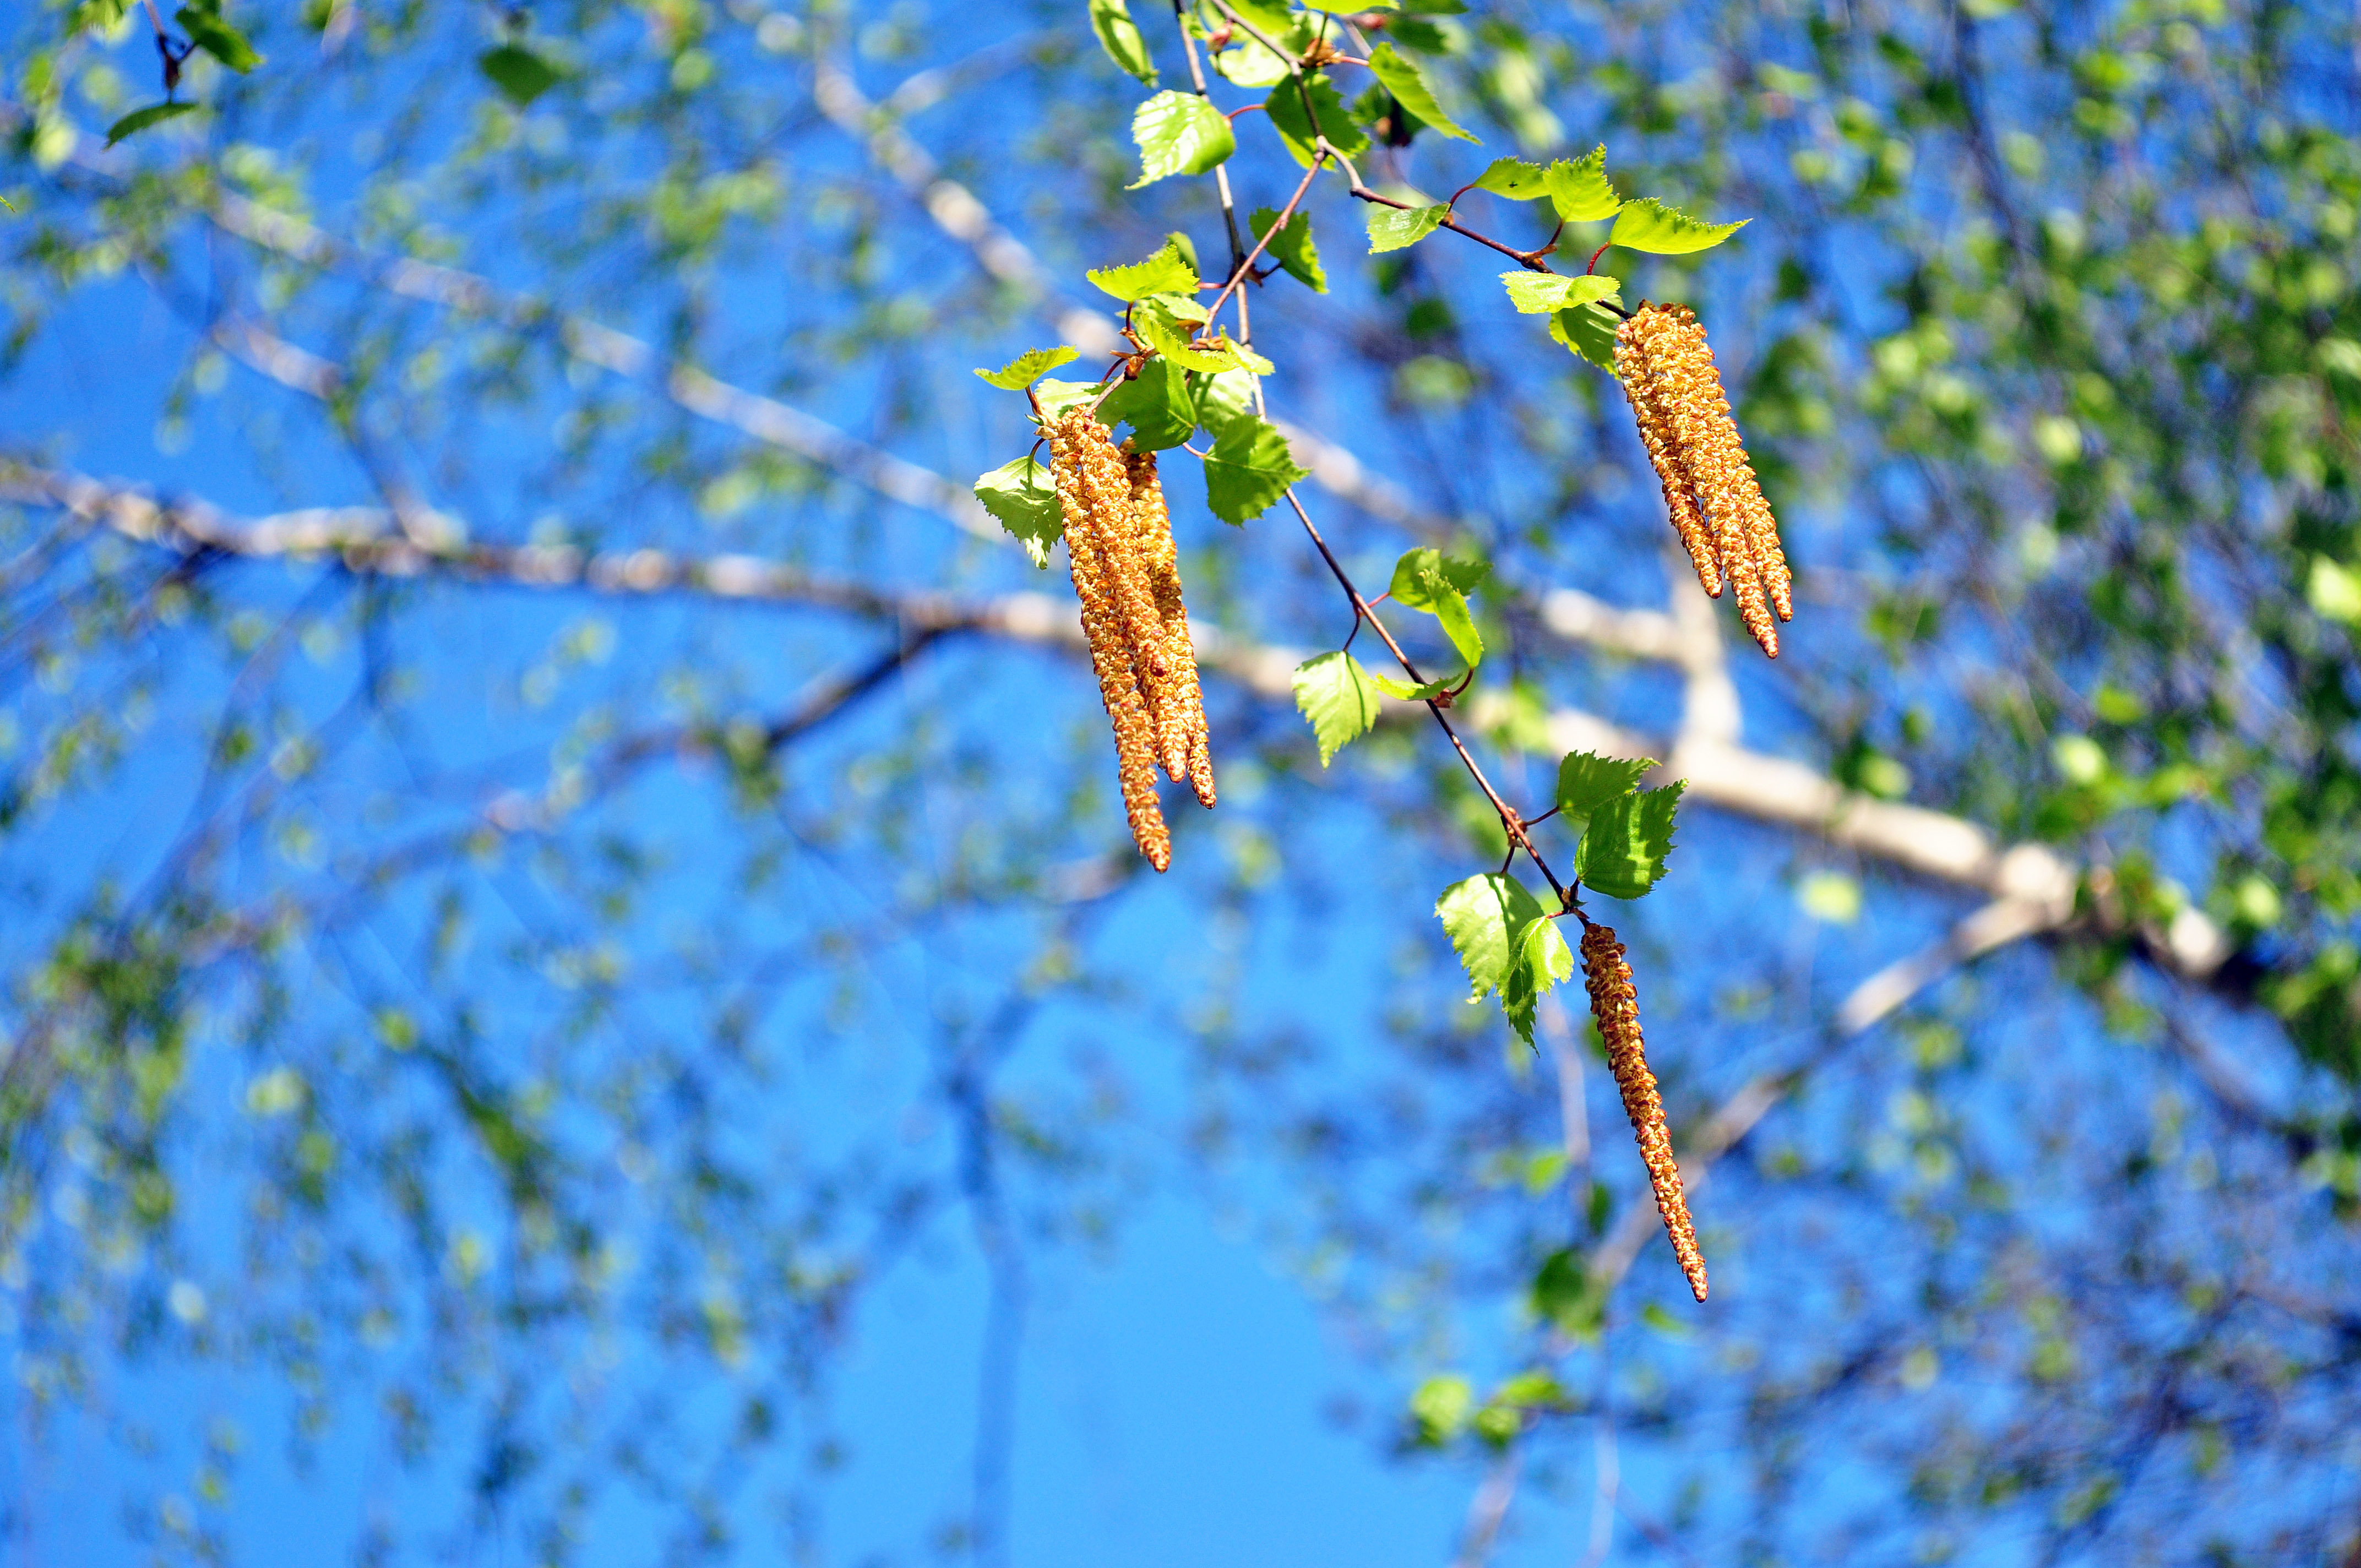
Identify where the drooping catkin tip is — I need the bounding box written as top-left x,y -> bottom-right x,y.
1580,921 -> 1709,1304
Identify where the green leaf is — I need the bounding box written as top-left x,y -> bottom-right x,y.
1292,651 -> 1384,765
1368,668 -> 1465,701
973,345 -> 1081,390
1264,74 -> 1369,166
1383,15 -> 1455,53
1129,90 -> 1236,187
104,101 -> 200,148
973,458 -> 1065,568
1472,156 -> 1549,199
176,5 -> 262,70
480,43 -> 564,106
1554,749 -> 1656,829
1087,236 -> 1199,302
1190,367 -> 1257,438
1031,379 -> 1102,420
1098,355 -> 1195,451
1367,202 -> 1449,253
1577,782 -> 1683,899
1543,145 -> 1622,222
1436,871 -> 1548,1003
1133,298 -> 1232,372
1087,0 -> 1158,83
1410,1375 -> 1475,1446
1531,1246 -> 1603,1338
1250,206 -> 1327,292
1607,197 -> 1747,255
1549,302 -> 1622,375
1499,271 -> 1621,315
1388,546 -> 1485,666
1202,415 -> 1306,524
1364,41 -> 1476,142
1502,910 -> 1575,1043
1211,30 -> 1294,86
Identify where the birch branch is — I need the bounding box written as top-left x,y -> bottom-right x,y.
6,461 -> 2242,995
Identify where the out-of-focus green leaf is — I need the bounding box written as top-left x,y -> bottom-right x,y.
104,101 -> 200,147
480,43 -> 564,106
1087,0 -> 1158,83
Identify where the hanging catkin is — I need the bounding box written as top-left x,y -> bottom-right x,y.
1049,410 -> 1171,872
1127,449 -> 1216,809
1581,922 -> 1708,1303
1613,303 -> 1793,660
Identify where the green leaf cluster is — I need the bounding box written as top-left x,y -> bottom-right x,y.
1435,870 -> 1573,1044
1556,750 -> 1682,900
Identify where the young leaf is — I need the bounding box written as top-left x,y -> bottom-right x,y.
176,6 -> 263,71
1436,872 -> 1548,1003
973,345 -> 1081,389
1292,651 -> 1384,765
973,458 -> 1065,568
1087,0 -> 1158,84
479,43 -> 565,106
104,101 -> 201,147
1502,911 -> 1575,1043
1369,668 -> 1465,701
1388,546 -> 1484,666
1607,197 -> 1747,255
1577,782 -> 1683,899
1549,302 -> 1622,375
1098,355 -> 1195,451
1133,299 -> 1233,372
1211,31 -> 1293,86
1129,90 -> 1236,188
1367,202 -> 1449,253
1555,750 -> 1656,826
1190,367 -> 1257,438
1472,157 -> 1549,200
1543,146 -> 1622,222
1032,379 -> 1102,420
1202,415 -> 1307,524
1364,42 -> 1477,142
1264,75 -> 1369,166
1209,334 -> 1276,376
1087,236 -> 1199,302
1499,272 -> 1622,315
1251,206 -> 1328,292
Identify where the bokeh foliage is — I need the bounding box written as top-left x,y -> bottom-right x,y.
3,0 -> 2359,1561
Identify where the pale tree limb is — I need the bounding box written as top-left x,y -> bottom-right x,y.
4,459 -> 2240,1000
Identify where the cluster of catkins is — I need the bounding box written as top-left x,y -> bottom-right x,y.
1581,921 -> 1709,1303
1046,408 -> 1216,871
1614,303 -> 1794,660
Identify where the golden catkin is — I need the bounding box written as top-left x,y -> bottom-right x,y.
1613,303 -> 1794,658
1581,922 -> 1709,1303
1048,411 -> 1171,872
1126,450 -> 1208,796
1614,313 -> 1721,601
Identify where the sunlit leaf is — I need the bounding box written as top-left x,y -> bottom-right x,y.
1087,235 -> 1199,301
1087,0 -> 1158,83
973,458 -> 1064,568
1499,271 -> 1621,314
973,345 -> 1081,389
1363,42 -> 1477,142
1292,650 -> 1383,764
1607,197 -> 1747,254
1202,414 -> 1305,524
1577,782 -> 1683,899
1543,145 -> 1622,222
1129,90 -> 1236,187
1366,201 -> 1448,253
